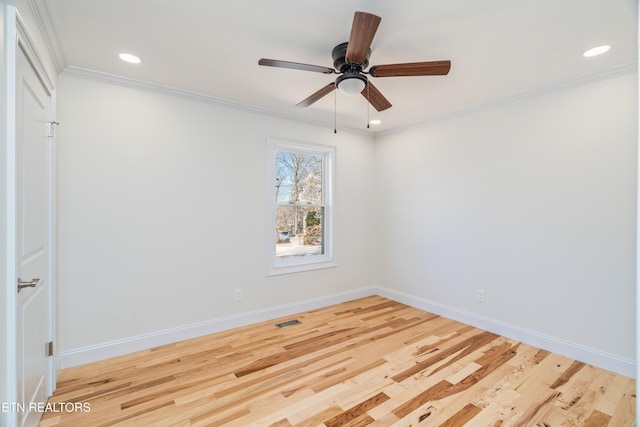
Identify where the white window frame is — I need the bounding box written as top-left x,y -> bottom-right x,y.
267,137 -> 336,275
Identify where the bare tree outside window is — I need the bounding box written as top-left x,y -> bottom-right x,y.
275,151 -> 324,258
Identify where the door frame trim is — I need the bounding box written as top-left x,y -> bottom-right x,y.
3,6 -> 19,420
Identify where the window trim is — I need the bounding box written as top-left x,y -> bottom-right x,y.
267,137 -> 336,276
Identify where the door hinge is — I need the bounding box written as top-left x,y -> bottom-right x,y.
46,341 -> 54,357
46,121 -> 59,137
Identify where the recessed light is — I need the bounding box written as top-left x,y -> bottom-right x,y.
583,45 -> 610,57
369,119 -> 382,125
119,53 -> 141,64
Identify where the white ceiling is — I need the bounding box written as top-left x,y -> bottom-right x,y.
36,0 -> 637,133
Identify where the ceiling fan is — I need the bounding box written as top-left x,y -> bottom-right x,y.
258,11 -> 451,112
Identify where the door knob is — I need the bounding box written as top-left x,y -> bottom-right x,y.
17,278 -> 40,292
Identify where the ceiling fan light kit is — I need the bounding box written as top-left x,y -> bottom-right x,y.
336,71 -> 367,96
258,11 -> 451,123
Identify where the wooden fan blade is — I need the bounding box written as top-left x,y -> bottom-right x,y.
259,58 -> 336,74
345,12 -> 381,64
296,83 -> 336,108
361,81 -> 392,111
369,60 -> 451,77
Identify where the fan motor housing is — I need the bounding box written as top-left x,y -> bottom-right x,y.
332,42 -> 370,72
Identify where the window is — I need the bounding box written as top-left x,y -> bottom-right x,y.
267,137 -> 335,275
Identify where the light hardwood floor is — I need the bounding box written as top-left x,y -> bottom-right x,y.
40,296 -> 635,426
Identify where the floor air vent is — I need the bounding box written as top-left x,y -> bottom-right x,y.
275,319 -> 302,328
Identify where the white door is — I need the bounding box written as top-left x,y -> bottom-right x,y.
15,45 -> 53,427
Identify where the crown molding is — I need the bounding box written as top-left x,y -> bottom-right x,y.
375,62 -> 638,138
61,66 -> 371,136
62,59 -> 636,139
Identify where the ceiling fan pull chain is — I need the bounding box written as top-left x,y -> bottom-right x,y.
334,89 -> 337,134
367,83 -> 370,129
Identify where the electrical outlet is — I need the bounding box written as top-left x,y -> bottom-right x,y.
476,289 -> 485,303
234,288 -> 242,301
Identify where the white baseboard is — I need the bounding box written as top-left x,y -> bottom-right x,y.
375,286 -> 635,378
60,285 -> 635,379
59,286 -> 378,369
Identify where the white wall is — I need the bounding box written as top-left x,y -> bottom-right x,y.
375,70 -> 637,365
56,74 -> 377,361
57,67 -> 637,375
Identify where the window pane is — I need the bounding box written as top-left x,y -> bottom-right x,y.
276,206 -> 324,258
268,137 -> 334,275
275,151 -> 322,205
